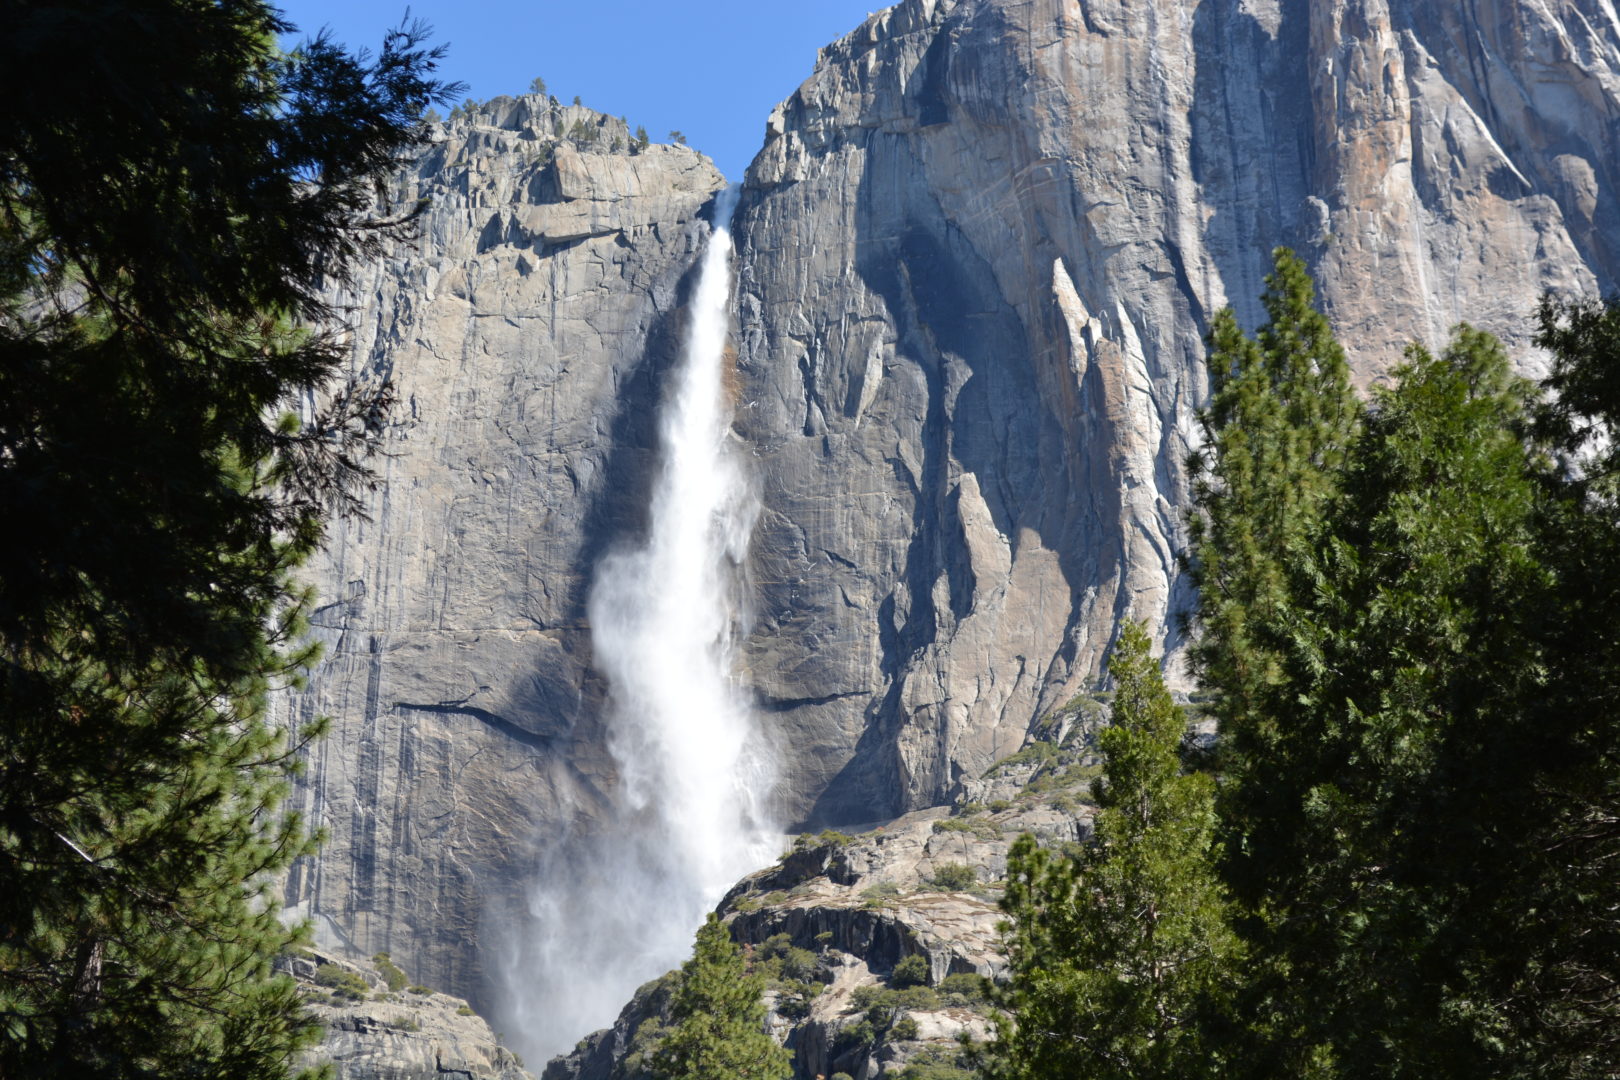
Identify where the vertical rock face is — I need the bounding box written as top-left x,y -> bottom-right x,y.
283,0 -> 1619,1009
278,95 -> 726,1003
730,0 -> 1618,824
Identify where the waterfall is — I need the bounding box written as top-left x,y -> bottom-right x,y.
500,188 -> 777,1064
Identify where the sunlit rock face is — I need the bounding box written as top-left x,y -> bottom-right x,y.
729,0 -> 1618,824
277,96 -> 727,1007
281,0 -> 1620,1010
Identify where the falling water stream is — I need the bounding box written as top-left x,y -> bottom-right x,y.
501,188 -> 778,1064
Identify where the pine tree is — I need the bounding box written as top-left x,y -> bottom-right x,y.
1512,295 -> 1620,1075
649,916 -> 790,1080
1254,327 -> 1549,1077
985,623 -> 1238,1080
0,2 -> 460,1074
1188,263 -> 1596,1075
1186,250 -> 1361,888
1182,251 -> 1361,1075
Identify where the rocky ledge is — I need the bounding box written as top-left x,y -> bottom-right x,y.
545,706 -> 1107,1080
281,950 -> 535,1080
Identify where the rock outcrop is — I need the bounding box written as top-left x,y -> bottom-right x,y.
280,0 -> 1620,1028
544,801 -> 1079,1080
542,694 -> 1101,1080
285,951 -> 534,1080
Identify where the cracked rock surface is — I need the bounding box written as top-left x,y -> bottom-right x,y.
276,95 -> 726,1006
287,951 -> 534,1080
730,0 -> 1620,825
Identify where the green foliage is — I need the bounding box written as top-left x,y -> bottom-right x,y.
1021,761 -> 1100,798
794,828 -> 856,851
1517,295 -> 1620,1073
861,881 -> 903,908
926,863 -> 978,892
891,1045 -> 975,1080
648,916 -> 790,1080
931,817 -> 1000,839
373,952 -> 408,992
891,954 -> 930,989
772,980 -> 822,1021
894,1063 -> 974,1080
1046,792 -> 1083,815
847,985 -> 885,1012
314,963 -> 370,1001
985,622 -> 1238,1080
833,995 -> 929,1058
408,984 -> 432,996
529,76 -> 547,95
1034,691 -> 1112,737
982,723 -> 1101,812
841,982 -> 938,1064
1186,249 -> 1361,790
456,1005 -> 475,1016
635,125 -> 650,151
1230,325 -> 1551,1076
1189,261 -> 1620,1076
620,1016 -> 669,1080
983,741 -> 1060,776
0,4 -> 459,1076
850,984 -> 939,1014
895,985 -> 941,1010
754,934 -> 824,984
831,1019 -> 875,1056
669,130 -> 687,145
938,972 -> 989,1006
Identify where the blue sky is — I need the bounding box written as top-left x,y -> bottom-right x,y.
275,1 -> 888,179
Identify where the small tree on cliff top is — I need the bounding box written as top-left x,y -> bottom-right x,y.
650,915 -> 790,1080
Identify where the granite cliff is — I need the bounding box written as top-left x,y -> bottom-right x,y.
279,0 -> 1620,1037
729,0 -> 1618,824
278,95 -> 727,1002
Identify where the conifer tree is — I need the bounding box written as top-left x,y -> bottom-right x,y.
650,915 -> 790,1080
1182,251 -> 1361,1074
0,2 -> 459,1074
1188,263 -> 1604,1075
986,623 -> 1237,1080
1512,295 -> 1620,1075
1249,327 -> 1549,1077
1185,250 -> 1361,892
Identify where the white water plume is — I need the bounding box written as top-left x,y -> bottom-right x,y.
500,187 -> 777,1064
